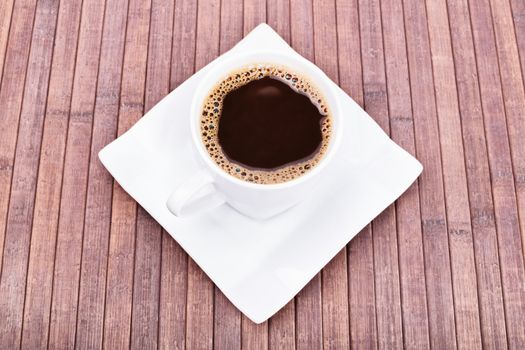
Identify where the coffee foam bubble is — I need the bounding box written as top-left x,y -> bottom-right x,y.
200,63 -> 332,184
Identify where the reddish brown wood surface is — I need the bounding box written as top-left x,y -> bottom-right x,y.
359,0 -> 404,349
425,0 -> 482,348
0,0 -> 59,348
380,0 -> 430,348
129,0 -> 173,347
446,0 -> 508,348
157,1 -> 195,349
21,1 -> 83,349
404,0 -> 458,348
1,0 -> 524,348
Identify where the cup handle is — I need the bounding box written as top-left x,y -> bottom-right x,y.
166,169 -> 225,217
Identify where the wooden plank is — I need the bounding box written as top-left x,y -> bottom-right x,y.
321,250 -> 350,349
242,321 -> 268,350
446,0 -> 508,348
295,276 -> 323,350
267,0 -> 290,43
359,0 -> 405,348
185,258 -> 213,350
509,0 -> 525,88
312,1 -> 352,349
268,301 -> 295,350
504,9 -> 525,335
290,0 -> 314,62
341,2 -> 379,350
0,0 -> 14,80
289,1 -> 323,349
103,0 -> 151,348
159,237 -> 188,350
0,0 -> 59,348
379,0 -> 431,348
129,0 -> 172,348
243,0 -> 265,34
295,276 -> 322,350
265,1 -> 296,349
5,3 -> 519,347
46,1 -> 107,349
0,0 -> 37,280
70,0 -> 126,348
157,0 -> 197,348
213,291 -> 241,350
489,0 -> 525,281
0,0 -> 14,274
184,1 -> 220,349
425,0 -> 483,348
131,210 -> 162,350
468,0 -> 525,347
402,0 -> 457,348
213,1 -> 243,349
337,3 -> 379,349
220,0 -> 243,52
170,0 -> 197,89
336,0 -> 363,103
348,229 -> 377,350
19,1 -> 83,349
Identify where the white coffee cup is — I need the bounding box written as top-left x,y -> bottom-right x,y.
166,51 -> 342,219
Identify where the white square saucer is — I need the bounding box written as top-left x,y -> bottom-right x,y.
99,23 -> 422,323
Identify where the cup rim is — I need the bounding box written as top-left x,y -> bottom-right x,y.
190,50 -> 343,190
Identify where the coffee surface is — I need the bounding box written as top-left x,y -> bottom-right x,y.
200,64 -> 331,184
218,77 -> 324,169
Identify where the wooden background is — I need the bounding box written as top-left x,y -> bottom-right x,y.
1,0 -> 524,348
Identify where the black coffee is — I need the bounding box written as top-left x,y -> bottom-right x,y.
200,64 -> 331,184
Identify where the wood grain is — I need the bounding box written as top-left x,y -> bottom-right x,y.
0,0 -> 38,282
158,235 -> 188,350
128,0 -> 171,349
157,1 -> 197,349
243,0 -> 266,35
359,0 -> 405,348
268,301 -> 295,350
268,0 -> 290,44
102,0 -> 151,347
0,0 -> 59,348
20,1 -> 83,349
69,1 -> 128,348
213,289 -> 241,350
131,207 -> 162,350
425,0 -> 483,348
346,2 -> 381,350
133,0 -> 174,347
489,0 -> 525,281
290,0 -> 314,61
510,0 -> 525,81
402,0 -> 457,348
0,0 -> 14,81
0,1 -> 524,348
468,0 -> 525,347
220,0 -> 243,53
336,3 -> 381,350
446,0 -> 509,348
49,1 -> 105,348
380,0 -> 431,348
